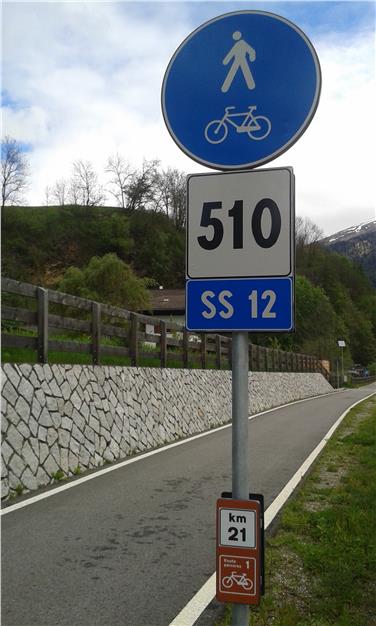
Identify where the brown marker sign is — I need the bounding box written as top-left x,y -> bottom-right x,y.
216,498 -> 261,605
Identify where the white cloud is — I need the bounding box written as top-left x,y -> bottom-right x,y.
2,2 -> 375,236
272,32 -> 376,234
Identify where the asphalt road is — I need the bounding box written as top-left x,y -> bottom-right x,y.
2,384 -> 375,626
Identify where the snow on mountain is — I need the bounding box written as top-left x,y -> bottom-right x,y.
320,220 -> 376,287
321,220 -> 376,245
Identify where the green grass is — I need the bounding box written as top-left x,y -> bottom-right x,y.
1,345 -> 224,369
217,395 -> 376,626
52,470 -> 66,482
1,328 -> 227,369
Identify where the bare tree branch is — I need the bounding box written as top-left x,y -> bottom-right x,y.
52,178 -> 68,206
296,216 -> 324,249
71,160 -> 105,207
45,185 -> 51,207
154,167 -> 186,227
1,136 -> 30,209
126,159 -> 160,212
105,154 -> 135,209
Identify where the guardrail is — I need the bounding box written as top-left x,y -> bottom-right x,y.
1,277 -> 328,376
350,375 -> 376,386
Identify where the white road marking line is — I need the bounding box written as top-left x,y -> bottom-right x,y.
168,391 -> 375,626
1,391 -> 338,516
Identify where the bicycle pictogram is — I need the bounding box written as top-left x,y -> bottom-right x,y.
204,106 -> 271,144
222,571 -> 253,591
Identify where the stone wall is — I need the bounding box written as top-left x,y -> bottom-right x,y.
1,363 -> 333,499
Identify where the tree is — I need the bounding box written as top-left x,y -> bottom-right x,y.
105,155 -> 159,212
296,216 -> 323,249
105,153 -> 135,209
52,178 -> 68,206
126,159 -> 160,212
154,167 -> 186,227
69,177 -> 80,205
294,274 -> 342,359
71,160 -> 105,206
58,253 -> 150,311
44,186 -> 51,206
1,136 -> 30,208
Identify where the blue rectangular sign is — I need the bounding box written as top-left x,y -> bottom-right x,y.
186,277 -> 294,332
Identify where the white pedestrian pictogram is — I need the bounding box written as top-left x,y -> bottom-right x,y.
221,31 -> 256,93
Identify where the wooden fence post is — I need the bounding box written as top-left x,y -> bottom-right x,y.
265,348 -> 270,371
216,335 -> 221,370
183,329 -> 189,369
271,349 -> 276,371
92,302 -> 101,366
249,343 -> 253,371
201,334 -> 207,369
160,321 -> 167,368
275,349 -> 279,371
130,313 -> 139,366
228,337 -> 233,369
37,287 -> 48,364
256,345 -> 261,371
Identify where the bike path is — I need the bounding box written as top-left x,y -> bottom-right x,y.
2,385 -> 375,626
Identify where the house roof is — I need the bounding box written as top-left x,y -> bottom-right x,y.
142,289 -> 185,313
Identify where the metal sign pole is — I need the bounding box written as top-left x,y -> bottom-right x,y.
341,347 -> 344,385
232,331 -> 249,626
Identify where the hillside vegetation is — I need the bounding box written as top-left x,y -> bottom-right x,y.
320,221 -> 376,287
2,205 -> 376,368
2,205 -> 185,289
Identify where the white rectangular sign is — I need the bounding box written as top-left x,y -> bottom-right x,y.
220,508 -> 256,548
186,168 -> 294,279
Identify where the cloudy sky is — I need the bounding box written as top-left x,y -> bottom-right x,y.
2,0 -> 375,235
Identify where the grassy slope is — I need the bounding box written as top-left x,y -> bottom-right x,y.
1,205 -> 185,289
218,393 -> 376,626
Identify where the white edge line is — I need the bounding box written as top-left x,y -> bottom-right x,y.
1,390 -> 339,516
168,391 -> 375,626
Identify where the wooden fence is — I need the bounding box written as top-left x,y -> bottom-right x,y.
1,277 -> 329,377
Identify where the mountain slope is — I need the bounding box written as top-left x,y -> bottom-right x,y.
320,221 -> 376,287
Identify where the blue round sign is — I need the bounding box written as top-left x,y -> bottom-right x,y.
162,11 -> 321,170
